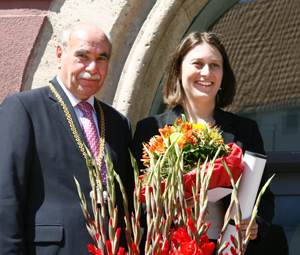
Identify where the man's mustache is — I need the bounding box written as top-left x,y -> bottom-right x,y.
78,72 -> 100,80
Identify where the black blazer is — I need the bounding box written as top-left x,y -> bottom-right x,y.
131,105 -> 275,250
0,77 -> 134,254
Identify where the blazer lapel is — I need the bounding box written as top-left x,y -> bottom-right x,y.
166,105 -> 185,125
214,107 -> 236,144
49,77 -> 86,157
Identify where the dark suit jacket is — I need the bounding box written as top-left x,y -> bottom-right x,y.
0,77 -> 134,254
131,105 -> 275,252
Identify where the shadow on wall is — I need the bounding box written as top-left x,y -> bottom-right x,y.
21,18 -> 54,92
22,0 -> 67,92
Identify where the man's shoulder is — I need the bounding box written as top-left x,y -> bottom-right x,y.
2,86 -> 50,109
5,86 -> 49,102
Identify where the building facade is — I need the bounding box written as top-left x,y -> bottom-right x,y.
1,0 -> 299,254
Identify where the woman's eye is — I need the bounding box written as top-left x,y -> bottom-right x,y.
193,62 -> 202,66
212,63 -> 221,68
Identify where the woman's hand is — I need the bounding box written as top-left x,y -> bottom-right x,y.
186,198 -> 195,208
241,218 -> 258,240
186,199 -> 258,240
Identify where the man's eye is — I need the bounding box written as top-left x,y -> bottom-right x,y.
98,56 -> 107,61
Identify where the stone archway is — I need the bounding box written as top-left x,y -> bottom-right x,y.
114,0 -> 209,129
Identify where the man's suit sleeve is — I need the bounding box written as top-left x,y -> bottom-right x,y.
125,117 -> 135,215
0,95 -> 33,254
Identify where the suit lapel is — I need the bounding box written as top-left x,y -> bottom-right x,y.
49,77 -> 86,157
214,108 -> 236,144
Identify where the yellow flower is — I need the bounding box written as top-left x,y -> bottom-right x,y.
192,123 -> 206,130
170,132 -> 182,144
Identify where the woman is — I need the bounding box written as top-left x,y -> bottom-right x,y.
131,32 -> 275,253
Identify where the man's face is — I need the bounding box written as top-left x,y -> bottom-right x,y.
57,24 -> 111,100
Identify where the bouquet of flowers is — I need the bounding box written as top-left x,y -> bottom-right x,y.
141,115 -> 229,172
139,115 -> 244,202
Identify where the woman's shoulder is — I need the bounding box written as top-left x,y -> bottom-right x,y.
136,105 -> 183,129
135,112 -> 169,134
217,108 -> 258,127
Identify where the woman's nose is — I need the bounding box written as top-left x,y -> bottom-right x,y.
200,64 -> 210,76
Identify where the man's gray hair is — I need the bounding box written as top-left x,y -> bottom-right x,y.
60,23 -> 112,58
60,24 -> 73,53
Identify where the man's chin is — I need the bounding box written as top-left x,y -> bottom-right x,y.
77,87 -> 102,100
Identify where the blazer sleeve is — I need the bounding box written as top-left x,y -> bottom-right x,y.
250,122 -> 275,241
131,118 -> 163,231
131,118 -> 161,171
226,118 -> 275,247
0,95 -> 33,254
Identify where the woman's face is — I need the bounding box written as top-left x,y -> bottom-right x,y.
180,42 -> 223,107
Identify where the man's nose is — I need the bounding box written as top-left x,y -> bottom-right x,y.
86,60 -> 97,73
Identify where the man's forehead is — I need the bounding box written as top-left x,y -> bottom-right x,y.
74,29 -> 86,39
73,28 -> 106,38
69,35 -> 110,53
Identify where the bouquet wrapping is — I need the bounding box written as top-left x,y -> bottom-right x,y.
181,142 -> 243,198
140,142 -> 243,203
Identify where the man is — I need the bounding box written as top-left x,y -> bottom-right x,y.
0,23 -> 133,254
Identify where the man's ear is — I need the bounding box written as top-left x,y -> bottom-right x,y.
56,45 -> 63,69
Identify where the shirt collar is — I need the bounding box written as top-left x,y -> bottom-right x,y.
57,75 -> 95,112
